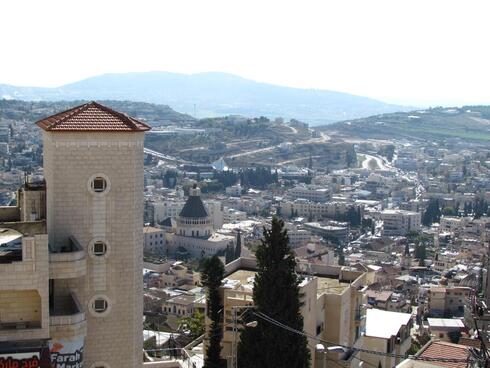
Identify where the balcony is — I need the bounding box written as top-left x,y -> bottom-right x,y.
0,321 -> 42,331
49,293 -> 86,339
49,236 -> 86,279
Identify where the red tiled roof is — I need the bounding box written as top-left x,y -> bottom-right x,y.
417,340 -> 473,368
36,101 -> 151,132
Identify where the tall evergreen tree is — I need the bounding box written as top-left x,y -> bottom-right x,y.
225,243 -> 235,264
235,230 -> 242,259
422,198 -> 441,226
237,217 -> 310,368
202,256 -> 225,368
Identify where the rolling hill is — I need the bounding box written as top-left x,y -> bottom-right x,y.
320,106 -> 490,142
0,71 -> 410,125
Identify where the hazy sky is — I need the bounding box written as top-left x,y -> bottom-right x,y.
1,0 -> 489,106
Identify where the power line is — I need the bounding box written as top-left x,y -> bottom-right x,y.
253,311 -> 481,364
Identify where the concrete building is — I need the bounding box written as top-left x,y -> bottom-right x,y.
304,221 -> 350,244
225,183 -> 243,197
288,184 -> 331,202
162,292 -> 205,317
211,257 -> 370,368
426,318 -> 466,341
223,207 -> 247,224
380,210 -> 421,236
159,262 -> 200,287
144,226 -> 166,255
427,286 -> 473,317
360,309 -> 413,368
279,199 -> 363,221
153,200 -> 185,224
0,102 -> 149,368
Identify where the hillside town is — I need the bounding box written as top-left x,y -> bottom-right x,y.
1,100 -> 489,367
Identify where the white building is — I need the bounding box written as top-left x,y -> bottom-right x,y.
223,207 -> 247,224
225,183 -> 243,197
361,309 -> 413,368
380,210 -> 421,236
288,184 -> 331,202
153,200 -> 185,224
279,199 -> 363,220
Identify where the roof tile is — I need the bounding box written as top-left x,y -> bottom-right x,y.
36,101 -> 151,132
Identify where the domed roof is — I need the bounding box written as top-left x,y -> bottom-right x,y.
179,186 -> 209,218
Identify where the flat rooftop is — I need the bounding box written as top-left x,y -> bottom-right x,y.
316,277 -> 350,296
224,269 -> 255,289
225,268 -> 350,296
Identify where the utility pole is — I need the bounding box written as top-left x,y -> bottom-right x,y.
232,306 -> 238,368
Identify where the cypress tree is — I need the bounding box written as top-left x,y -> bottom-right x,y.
237,217 -> 310,368
235,229 -> 242,259
225,243 -> 235,264
202,256 -> 225,368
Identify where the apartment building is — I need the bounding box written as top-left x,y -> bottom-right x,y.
212,257 -> 370,368
360,309 -> 413,368
144,226 -> 165,255
380,210 -> 421,236
279,199 -> 363,220
162,292 -> 205,317
223,207 -> 247,224
427,286 -> 473,317
288,184 -> 331,202
0,102 -> 148,367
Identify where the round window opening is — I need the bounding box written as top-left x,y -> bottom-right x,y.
93,241 -> 107,256
93,298 -> 108,313
91,177 -> 107,193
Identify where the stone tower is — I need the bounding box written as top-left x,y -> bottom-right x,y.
37,102 -> 150,367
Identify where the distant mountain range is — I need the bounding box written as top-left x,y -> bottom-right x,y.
0,72 -> 412,125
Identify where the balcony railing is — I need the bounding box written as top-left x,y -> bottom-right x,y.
0,321 -> 42,331
49,292 -> 86,338
49,236 -> 86,279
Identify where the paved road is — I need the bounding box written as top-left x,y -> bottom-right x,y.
228,129 -> 330,159
361,154 -> 387,170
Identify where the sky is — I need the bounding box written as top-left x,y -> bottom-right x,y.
1,0 -> 489,106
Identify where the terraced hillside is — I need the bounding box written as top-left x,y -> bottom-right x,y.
320,106 -> 490,142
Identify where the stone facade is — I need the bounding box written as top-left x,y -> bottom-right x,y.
0,234 -> 50,343
43,131 -> 145,367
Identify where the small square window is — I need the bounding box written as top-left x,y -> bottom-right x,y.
92,177 -> 107,192
93,298 -> 108,313
93,241 -> 107,256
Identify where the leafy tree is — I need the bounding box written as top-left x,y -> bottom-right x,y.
143,336 -> 157,356
415,243 -> 427,266
337,244 -> 345,266
473,199 -> 488,219
214,170 -> 239,188
448,330 -> 461,344
441,206 -> 458,216
422,199 -> 441,226
180,311 -> 205,338
237,217 -> 310,368
202,256 -> 225,368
